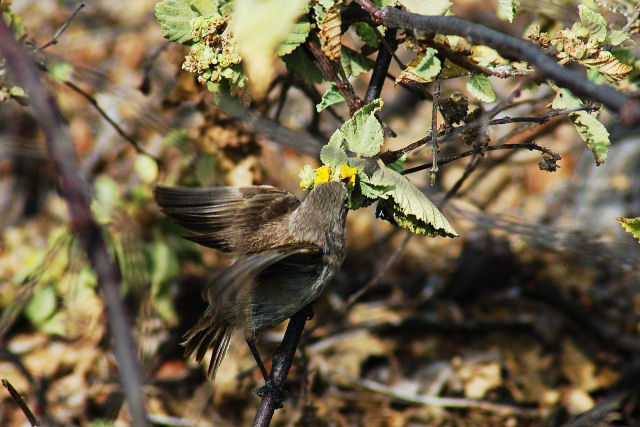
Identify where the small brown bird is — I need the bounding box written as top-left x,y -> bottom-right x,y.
153,181 -> 348,382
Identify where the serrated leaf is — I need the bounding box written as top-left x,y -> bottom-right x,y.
316,83 -> 345,112
617,217 -> 640,242
278,16 -> 311,56
354,22 -> 379,48
498,0 -> 519,22
395,48 -> 441,84
467,73 -> 496,103
399,0 -> 451,15
232,0 -> 309,96
572,110 -> 610,165
341,99 -> 384,156
155,0 -> 220,44
578,4 -> 607,42
283,46 -> 324,84
551,88 -> 610,165
441,58 -> 470,79
607,30 -> 629,47
364,162 -> 457,237
341,46 -> 374,77
320,144 -> 348,167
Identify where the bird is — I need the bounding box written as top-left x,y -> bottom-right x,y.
153,180 -> 349,383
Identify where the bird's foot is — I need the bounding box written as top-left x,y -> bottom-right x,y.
255,379 -> 287,408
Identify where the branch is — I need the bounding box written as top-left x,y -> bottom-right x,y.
402,142 -> 560,175
306,40 -> 362,115
253,308 -> 310,427
364,28 -> 397,104
2,378 -> 38,426
354,1 -> 640,123
0,19 -> 149,427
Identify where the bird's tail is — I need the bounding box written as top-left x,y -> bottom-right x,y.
182,310 -> 233,381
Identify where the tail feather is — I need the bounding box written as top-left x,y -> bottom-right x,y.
183,313 -> 233,381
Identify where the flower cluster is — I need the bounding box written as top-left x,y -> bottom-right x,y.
299,163 -> 357,189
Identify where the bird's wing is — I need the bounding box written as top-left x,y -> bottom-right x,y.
153,185 -> 300,252
183,242 -> 322,380
206,242 -> 323,309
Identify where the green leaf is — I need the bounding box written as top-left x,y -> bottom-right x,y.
316,83 -> 345,112
347,182 -> 377,210
353,22 -> 379,48
617,217 -> 640,242
341,99 -> 384,156
282,46 -> 324,84
25,284 -> 57,326
387,154 -> 407,173
399,0 -> 451,15
498,0 -> 520,22
607,29 -> 629,46
395,48 -> 441,84
40,312 -> 67,336
578,4 -> 607,42
155,0 -> 220,44
572,110 -> 610,165
551,88 -> 610,165
149,240 -> 180,291
467,73 -> 496,103
231,0 -> 309,96
277,16 -> 311,56
364,162 -> 458,237
340,46 -> 375,77
134,155 -> 158,184
49,61 -> 74,82
320,144 -> 348,168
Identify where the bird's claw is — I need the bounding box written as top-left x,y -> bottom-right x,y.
255,379 -> 287,408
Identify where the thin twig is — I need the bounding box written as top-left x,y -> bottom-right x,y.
0,18 -> 149,427
306,41 -> 362,116
38,3 -> 85,51
402,141 -> 561,175
346,232 -> 412,307
2,378 -> 39,426
430,75 -> 440,184
60,78 -> 160,162
327,366 -> 542,416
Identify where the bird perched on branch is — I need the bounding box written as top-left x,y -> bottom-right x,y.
153,181 -> 348,383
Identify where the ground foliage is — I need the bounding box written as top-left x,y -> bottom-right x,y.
1,0 -> 640,426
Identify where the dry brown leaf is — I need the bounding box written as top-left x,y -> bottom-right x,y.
320,2 -> 342,61
561,339 -> 599,392
458,362 -> 502,398
588,51 -> 634,80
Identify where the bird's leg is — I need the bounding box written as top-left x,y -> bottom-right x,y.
246,338 -> 285,406
246,338 -> 270,383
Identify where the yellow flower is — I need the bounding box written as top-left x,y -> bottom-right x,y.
340,163 -> 357,185
314,165 -> 330,184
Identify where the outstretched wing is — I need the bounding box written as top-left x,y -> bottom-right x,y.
153,185 -> 300,252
